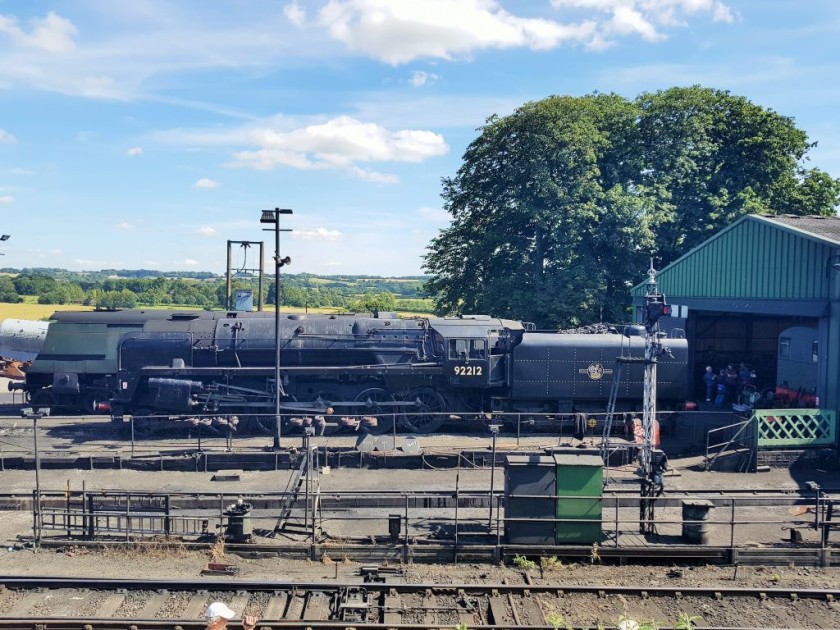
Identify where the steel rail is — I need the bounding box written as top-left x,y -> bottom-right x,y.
1,577 -> 837,630
0,576 -> 838,599
0,622 -> 785,630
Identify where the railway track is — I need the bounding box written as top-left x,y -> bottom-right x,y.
0,577 -> 839,629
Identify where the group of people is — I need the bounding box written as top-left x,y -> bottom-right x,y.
703,362 -> 754,408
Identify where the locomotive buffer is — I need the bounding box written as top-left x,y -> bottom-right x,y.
601,264 -> 671,535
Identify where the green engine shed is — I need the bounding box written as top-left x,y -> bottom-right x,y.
631,214 -> 840,435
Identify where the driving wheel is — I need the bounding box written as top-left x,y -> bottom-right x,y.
402,388 -> 447,434
354,387 -> 397,434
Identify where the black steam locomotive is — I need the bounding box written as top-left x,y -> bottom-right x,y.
22,309 -> 688,433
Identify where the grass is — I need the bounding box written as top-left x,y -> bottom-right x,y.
512,554 -> 537,570
102,536 -> 189,559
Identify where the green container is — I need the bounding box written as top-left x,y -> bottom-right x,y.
224,502 -> 253,541
553,453 -> 603,543
504,455 -> 557,545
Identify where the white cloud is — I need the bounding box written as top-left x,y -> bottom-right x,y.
49,249 -> 63,255
0,2 -> 735,104
0,195 -> 15,204
117,222 -> 134,230
317,0 -> 597,64
0,8 -> 322,101
126,146 -> 143,156
712,1 -> 734,23
230,115 -> 448,172
0,129 -> 16,144
351,167 -> 399,184
194,178 -> 220,188
178,259 -> 200,266
10,168 -> 33,175
196,226 -> 218,236
608,6 -> 664,42
410,70 -> 439,87
292,227 -> 343,241
0,11 -> 78,53
550,0 -> 735,47
284,2 -> 307,27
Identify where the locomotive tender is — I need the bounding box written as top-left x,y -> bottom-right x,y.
22,309 -> 688,433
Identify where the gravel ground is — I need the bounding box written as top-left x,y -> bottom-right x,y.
2,543 -> 840,591
1,552 -> 839,627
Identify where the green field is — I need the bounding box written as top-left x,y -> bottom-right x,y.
0,302 -> 435,322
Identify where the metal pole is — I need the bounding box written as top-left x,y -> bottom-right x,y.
261,209 -> 292,449
258,241 -> 265,312
488,426 -> 499,529
273,211 -> 282,450
225,240 -> 233,310
729,498 -> 736,550
304,431 -> 311,535
32,413 -> 41,548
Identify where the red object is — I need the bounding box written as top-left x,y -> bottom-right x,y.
632,418 -> 661,447
95,402 -> 112,412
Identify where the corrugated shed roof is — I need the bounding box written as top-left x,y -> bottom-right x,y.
759,214 -> 840,246
630,214 -> 840,301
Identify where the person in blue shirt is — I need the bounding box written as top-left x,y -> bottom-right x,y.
703,366 -> 716,402
714,370 -> 727,408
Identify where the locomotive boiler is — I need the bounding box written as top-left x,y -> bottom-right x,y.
22,309 -> 689,433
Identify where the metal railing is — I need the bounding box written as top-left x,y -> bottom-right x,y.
0,410 -> 687,461
28,485 -> 840,564
704,416 -> 756,471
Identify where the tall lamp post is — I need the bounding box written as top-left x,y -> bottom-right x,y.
260,208 -> 293,450
0,234 -> 10,255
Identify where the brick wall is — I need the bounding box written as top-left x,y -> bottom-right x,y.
756,447 -> 839,468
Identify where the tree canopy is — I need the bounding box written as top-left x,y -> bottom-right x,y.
424,86 -> 840,328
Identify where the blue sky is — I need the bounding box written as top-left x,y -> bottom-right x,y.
0,0 -> 838,276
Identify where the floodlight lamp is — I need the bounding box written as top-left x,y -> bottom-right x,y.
0,234 -> 9,241
260,208 -> 293,223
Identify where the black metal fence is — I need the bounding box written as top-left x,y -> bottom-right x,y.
28,486 -> 840,564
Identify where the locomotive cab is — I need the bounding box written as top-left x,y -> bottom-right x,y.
431,316 -> 519,389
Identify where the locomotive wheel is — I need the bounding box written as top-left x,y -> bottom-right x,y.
30,389 -> 56,411
354,387 -> 397,434
130,408 -> 161,438
402,388 -> 447,434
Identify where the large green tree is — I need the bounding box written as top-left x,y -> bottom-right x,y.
636,86 -> 840,260
425,86 -> 840,328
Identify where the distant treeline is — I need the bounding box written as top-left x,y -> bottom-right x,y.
0,269 -> 433,312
